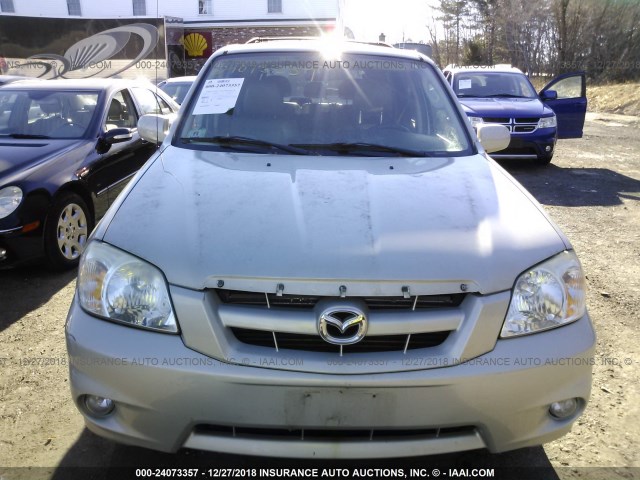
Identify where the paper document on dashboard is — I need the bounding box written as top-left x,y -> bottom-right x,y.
193,78 -> 245,115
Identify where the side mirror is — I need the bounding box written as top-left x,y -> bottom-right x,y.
138,113 -> 176,144
103,127 -> 133,144
541,89 -> 558,101
476,124 -> 510,154
96,127 -> 133,154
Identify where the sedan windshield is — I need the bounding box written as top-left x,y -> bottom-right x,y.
159,81 -> 194,105
453,72 -> 538,99
176,52 -> 473,156
0,90 -> 99,139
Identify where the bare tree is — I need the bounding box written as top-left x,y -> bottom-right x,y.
469,0 -> 499,64
438,0 -> 470,65
427,0 -> 640,81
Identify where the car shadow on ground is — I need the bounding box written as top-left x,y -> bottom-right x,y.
0,265 -> 76,332
500,161 -> 640,207
48,428 -> 561,480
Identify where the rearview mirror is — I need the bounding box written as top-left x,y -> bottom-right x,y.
476,124 -> 510,154
138,113 -> 176,144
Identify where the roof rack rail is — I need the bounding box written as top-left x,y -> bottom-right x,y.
245,36 -> 394,48
366,41 -> 393,48
246,36 -> 321,44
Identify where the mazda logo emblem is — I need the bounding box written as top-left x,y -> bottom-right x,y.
318,307 -> 368,345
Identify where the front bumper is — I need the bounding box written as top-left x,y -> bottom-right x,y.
0,226 -> 44,268
65,296 -> 595,458
491,129 -> 557,160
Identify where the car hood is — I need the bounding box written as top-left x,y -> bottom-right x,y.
0,139 -> 91,185
460,97 -> 552,118
101,148 -> 567,295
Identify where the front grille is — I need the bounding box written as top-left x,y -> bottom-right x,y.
482,117 -> 539,134
513,125 -> 536,133
216,289 -> 465,310
194,424 -> 476,441
482,117 -> 509,123
231,328 -> 449,353
219,289 -> 460,355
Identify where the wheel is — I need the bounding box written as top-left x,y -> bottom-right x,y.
534,152 -> 554,166
44,192 -> 93,270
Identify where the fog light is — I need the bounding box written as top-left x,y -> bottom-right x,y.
549,398 -> 578,419
545,145 -> 552,152
83,395 -> 115,417
0,248 -> 6,261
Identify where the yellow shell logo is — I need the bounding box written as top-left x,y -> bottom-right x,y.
182,33 -> 208,57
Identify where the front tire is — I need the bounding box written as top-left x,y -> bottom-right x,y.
534,152 -> 554,166
44,192 -> 93,270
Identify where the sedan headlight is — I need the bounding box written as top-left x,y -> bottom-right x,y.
0,186 -> 23,219
467,116 -> 484,129
77,241 -> 178,333
501,251 -> 586,338
538,115 -> 557,129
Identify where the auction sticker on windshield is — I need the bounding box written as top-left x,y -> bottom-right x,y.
193,78 -> 245,115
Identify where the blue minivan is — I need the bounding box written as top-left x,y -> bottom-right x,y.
443,65 -> 587,165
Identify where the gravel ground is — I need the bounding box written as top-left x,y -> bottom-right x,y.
0,112 -> 638,480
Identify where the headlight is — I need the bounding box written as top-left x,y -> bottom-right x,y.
538,115 -> 557,129
0,186 -> 23,219
77,241 -> 178,333
501,251 -> 586,338
467,116 -> 484,129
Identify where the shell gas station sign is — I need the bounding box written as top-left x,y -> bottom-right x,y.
181,31 -> 213,58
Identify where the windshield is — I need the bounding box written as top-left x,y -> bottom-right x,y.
159,82 -> 193,105
0,89 -> 99,139
175,52 -> 473,156
453,72 -> 537,99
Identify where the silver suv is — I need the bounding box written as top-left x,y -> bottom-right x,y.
65,39 -> 595,458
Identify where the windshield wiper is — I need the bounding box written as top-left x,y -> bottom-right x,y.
179,136 -> 309,155
291,142 -> 429,157
483,94 -> 528,98
458,93 -> 528,99
1,133 -> 51,139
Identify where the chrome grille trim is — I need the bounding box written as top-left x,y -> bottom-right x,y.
218,304 -> 464,336
215,289 -> 465,309
171,285 -> 512,374
217,289 -> 463,355
230,328 -> 450,353
482,117 -> 540,134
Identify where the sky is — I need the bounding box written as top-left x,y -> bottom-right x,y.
340,0 -> 439,45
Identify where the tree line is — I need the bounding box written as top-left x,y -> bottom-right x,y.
425,0 -> 640,82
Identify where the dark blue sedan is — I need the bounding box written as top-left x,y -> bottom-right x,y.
0,79 -> 178,269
